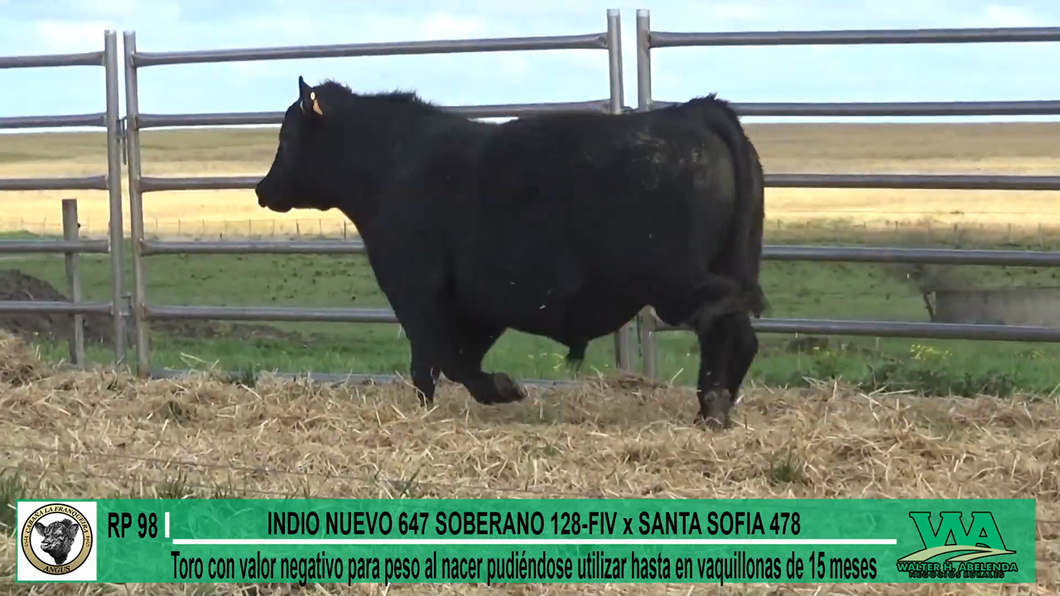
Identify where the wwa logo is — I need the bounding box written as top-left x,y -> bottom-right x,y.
896,511 -> 1018,580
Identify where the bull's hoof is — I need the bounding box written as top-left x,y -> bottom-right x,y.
695,388 -> 733,430
469,373 -> 527,405
411,382 -> 436,408
492,373 -> 527,404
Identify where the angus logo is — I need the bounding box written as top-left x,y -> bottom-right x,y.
20,502 -> 94,576
896,511 -> 1018,579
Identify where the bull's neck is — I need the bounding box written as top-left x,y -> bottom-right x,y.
332,194 -> 377,242
326,98 -> 470,250
328,151 -> 403,246
335,204 -> 378,250
328,107 -> 440,246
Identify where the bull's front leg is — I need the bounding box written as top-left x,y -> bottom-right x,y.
400,307 -> 524,407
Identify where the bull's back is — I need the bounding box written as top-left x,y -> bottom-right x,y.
469,111 -> 732,224
447,110 -> 740,314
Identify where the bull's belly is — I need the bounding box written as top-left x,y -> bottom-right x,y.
459,288 -> 642,345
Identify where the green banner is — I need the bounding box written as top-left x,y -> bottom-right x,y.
16,498 -> 1036,585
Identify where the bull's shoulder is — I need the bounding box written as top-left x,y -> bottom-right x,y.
388,124 -> 488,190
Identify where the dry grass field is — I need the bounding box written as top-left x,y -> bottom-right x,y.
2,121 -> 1060,238
0,329 -> 1058,595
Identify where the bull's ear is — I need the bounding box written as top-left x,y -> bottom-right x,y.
65,520 -> 80,539
33,522 -> 46,536
298,76 -> 324,117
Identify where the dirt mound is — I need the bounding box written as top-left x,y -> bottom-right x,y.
0,269 -> 311,347
151,319 -> 308,344
0,269 -> 113,345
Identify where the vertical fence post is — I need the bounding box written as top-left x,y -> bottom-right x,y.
123,30 -> 151,376
103,29 -> 127,365
62,199 -> 85,366
635,8 -> 659,380
606,8 -> 634,373
124,293 -> 135,353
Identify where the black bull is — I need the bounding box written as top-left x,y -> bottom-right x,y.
254,77 -> 767,428
34,518 -> 80,565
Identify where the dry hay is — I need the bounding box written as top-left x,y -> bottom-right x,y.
0,333 -> 1056,595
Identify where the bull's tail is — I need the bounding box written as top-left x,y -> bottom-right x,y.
687,94 -> 768,318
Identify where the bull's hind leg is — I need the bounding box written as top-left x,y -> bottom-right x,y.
724,313 -> 758,407
694,327 -> 733,429
410,342 -> 440,407
654,276 -> 753,429
694,312 -> 758,428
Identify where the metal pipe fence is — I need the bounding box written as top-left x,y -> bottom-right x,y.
121,9 -> 634,378
4,14 -> 1059,387
0,31 -> 126,366
634,9 -> 1060,379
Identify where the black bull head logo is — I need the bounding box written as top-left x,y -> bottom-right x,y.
34,518 -> 80,565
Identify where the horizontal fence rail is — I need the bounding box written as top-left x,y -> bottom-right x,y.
759,246 -> 1060,266
0,176 -> 109,191
132,34 -> 610,67
0,240 -> 110,254
140,240 -> 1060,268
135,100 -> 616,129
121,9 -> 636,378
145,303 -> 1060,345
138,176 -> 259,192
0,51 -> 105,69
146,305 -> 399,323
0,113 -> 107,129
0,32 -> 126,366
141,239 -> 366,255
655,318 -> 1060,343
633,8 -> 1060,379
134,173 -> 1060,194
651,99 -> 1060,118
647,26 -> 1060,47
767,174 -> 1060,191
0,300 -> 115,316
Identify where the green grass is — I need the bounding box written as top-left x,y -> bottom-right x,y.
6,221 -> 1060,397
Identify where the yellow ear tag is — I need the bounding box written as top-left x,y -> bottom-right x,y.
310,91 -> 323,116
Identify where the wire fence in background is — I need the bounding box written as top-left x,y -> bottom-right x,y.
3,215 -> 1060,247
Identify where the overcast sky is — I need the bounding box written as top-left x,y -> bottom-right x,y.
1,0 -> 1059,128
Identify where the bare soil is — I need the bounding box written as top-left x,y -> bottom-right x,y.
0,269 -> 311,347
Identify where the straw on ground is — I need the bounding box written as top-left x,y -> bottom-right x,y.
0,332 -> 1056,595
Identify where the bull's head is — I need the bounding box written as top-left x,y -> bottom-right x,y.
255,76 -> 336,214
34,518 -> 79,565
